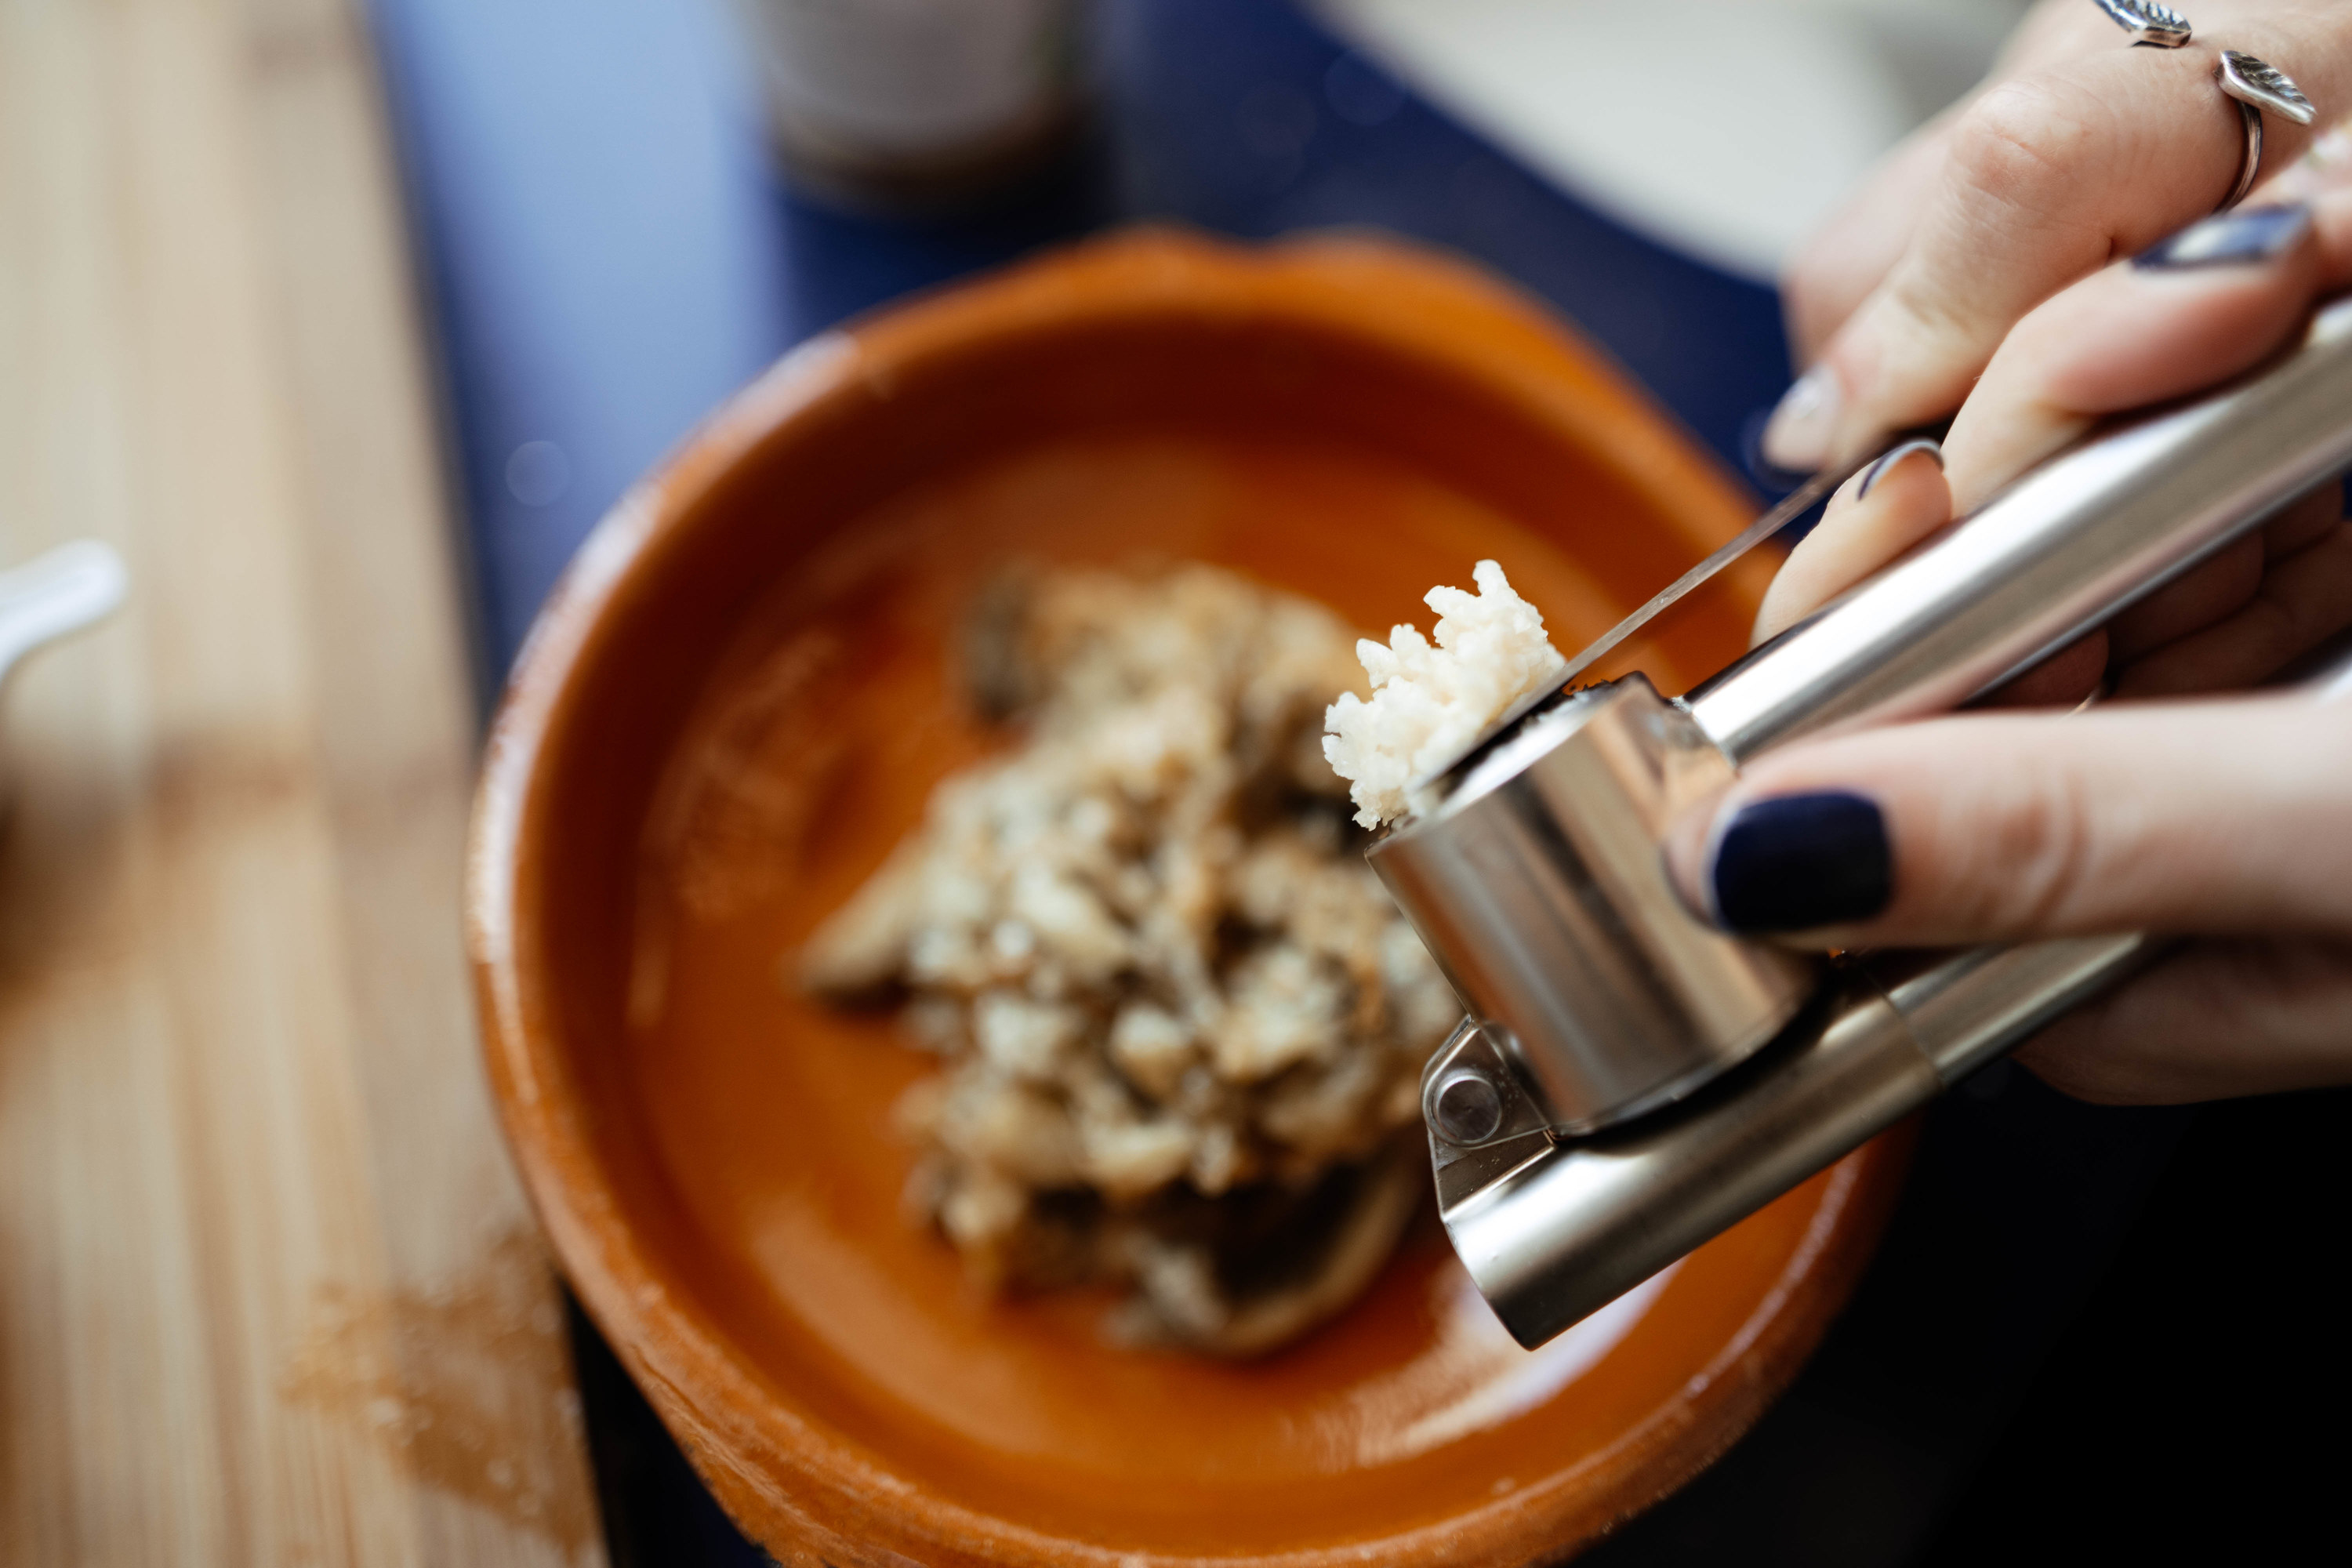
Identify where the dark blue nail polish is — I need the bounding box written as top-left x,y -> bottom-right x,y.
1857,437 -> 1944,499
2133,202 -> 2312,270
1708,791 -> 1892,934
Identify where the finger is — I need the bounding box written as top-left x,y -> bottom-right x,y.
1783,122 -> 1963,362
1763,176 -> 2352,653
1940,165 -> 2352,507
1773,197 -> 2350,700
1973,628 -> 2107,709
2014,936 -> 2352,1104
2106,484 -> 2341,662
1777,0 -> 2180,362
1664,696 -> 2352,945
1756,204 -> 2343,704
2263,475 -> 2352,556
2104,534 -> 2264,661
1941,202 -> 2326,510
1753,440 -> 1949,643
1759,18 -> 2351,471
2117,518 -> 2352,696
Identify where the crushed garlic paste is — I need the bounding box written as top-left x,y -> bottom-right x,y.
1322,561 -> 1568,829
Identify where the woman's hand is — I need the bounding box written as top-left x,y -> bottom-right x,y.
1673,696 -> 2352,1105
1667,172 -> 2352,1106
1760,172 -> 2352,702
1761,0 -> 2352,474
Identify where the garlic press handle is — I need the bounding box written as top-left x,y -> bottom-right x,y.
1687,296 -> 2352,764
1452,635 -> 2352,1349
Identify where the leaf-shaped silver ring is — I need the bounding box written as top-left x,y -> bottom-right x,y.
2093,0 -> 2192,48
2219,51 -> 2318,127
2215,53 -> 2318,210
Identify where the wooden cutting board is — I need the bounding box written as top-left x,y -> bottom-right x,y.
0,0 -> 606,1563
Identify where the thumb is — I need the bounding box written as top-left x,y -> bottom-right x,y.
1667,696 -> 2352,947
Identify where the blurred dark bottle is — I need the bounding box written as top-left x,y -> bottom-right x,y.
734,0 -> 1087,212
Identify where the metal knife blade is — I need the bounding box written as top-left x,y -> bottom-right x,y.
1554,459 -> 1857,688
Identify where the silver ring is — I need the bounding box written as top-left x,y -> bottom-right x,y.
2217,50 -> 2318,209
2088,6 -> 2321,209
2095,0 -> 2193,49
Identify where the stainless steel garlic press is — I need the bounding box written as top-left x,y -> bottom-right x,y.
1375,294 -> 2352,1349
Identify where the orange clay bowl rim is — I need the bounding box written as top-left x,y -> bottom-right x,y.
466,227 -> 1891,1566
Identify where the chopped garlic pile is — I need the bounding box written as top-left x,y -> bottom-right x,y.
799,565 -> 1459,1355
1322,561 -> 1568,828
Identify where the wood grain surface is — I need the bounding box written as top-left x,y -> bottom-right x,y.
0,1 -> 605,1562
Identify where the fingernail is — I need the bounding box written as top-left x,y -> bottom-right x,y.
1706,791 -> 1892,934
1760,365 -> 1842,473
1857,437 -> 1944,499
2132,202 -> 2313,270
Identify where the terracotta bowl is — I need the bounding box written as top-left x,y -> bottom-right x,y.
468,230 -> 1910,1566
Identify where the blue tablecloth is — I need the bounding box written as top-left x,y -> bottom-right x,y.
359,2 -> 2209,1559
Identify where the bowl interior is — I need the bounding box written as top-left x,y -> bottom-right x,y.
488,235 -> 1899,1565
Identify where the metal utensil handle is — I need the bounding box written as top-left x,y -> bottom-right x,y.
1452,931 -> 2154,1348
1686,296 -> 2352,764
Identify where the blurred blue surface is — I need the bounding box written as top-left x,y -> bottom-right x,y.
367,0 -> 789,680
366,0 -> 1791,682
359,2 -> 2202,1563
1094,0 -> 1788,487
